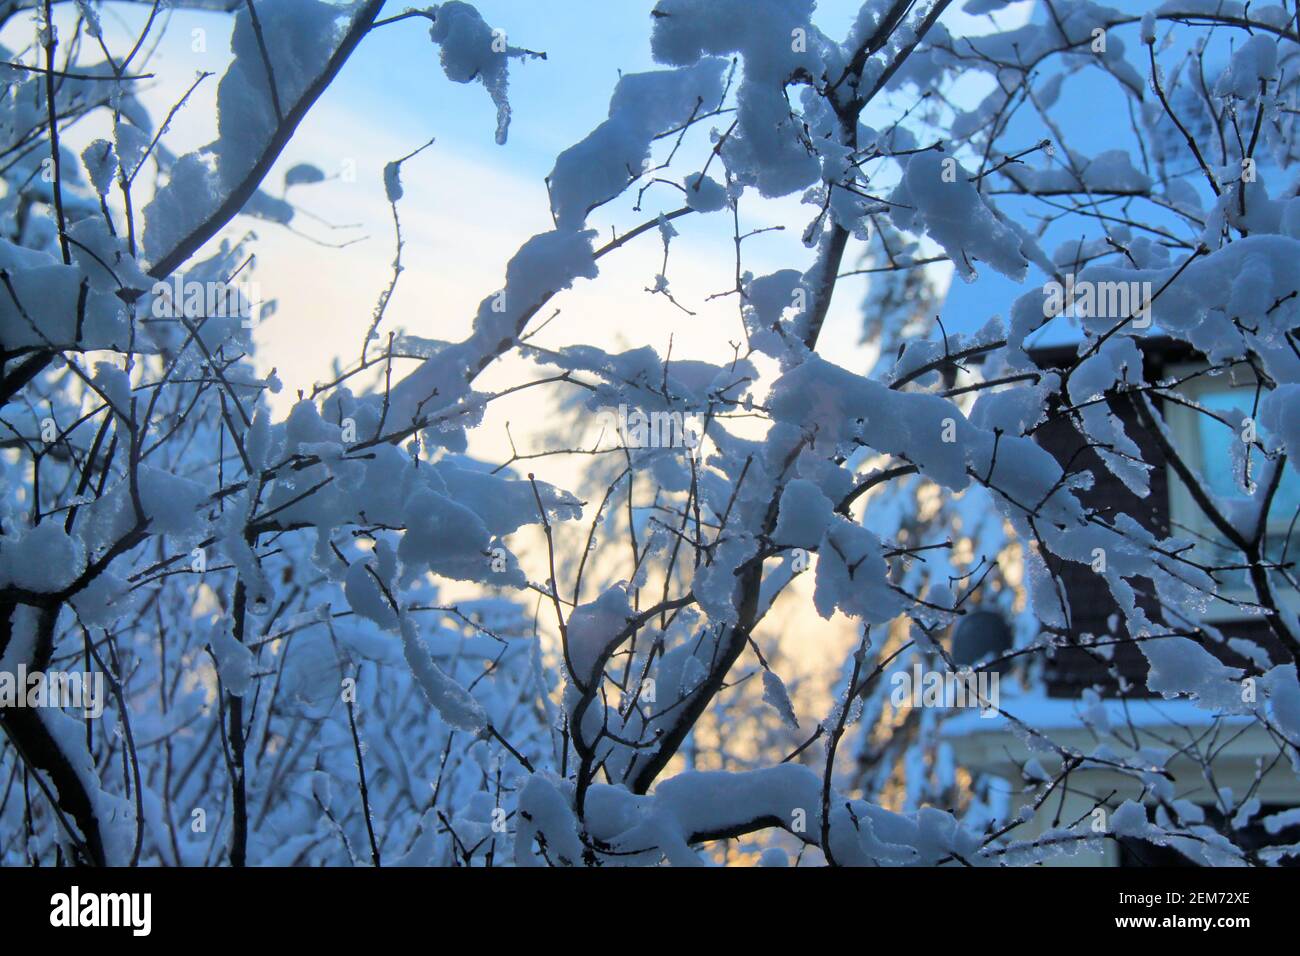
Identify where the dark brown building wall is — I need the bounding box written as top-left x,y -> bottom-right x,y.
1026,341 -> 1280,697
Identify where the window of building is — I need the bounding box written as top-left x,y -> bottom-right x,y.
1164,365 -> 1300,617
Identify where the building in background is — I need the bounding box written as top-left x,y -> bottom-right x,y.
943,338 -> 1300,865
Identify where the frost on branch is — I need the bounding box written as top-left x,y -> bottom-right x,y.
428,1 -> 535,145
143,0 -> 348,264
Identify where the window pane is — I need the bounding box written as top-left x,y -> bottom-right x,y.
1196,388 -> 1300,530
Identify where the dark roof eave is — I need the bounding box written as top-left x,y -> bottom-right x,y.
1025,334 -> 1201,372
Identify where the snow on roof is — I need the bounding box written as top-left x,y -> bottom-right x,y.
940,684 -> 1253,738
